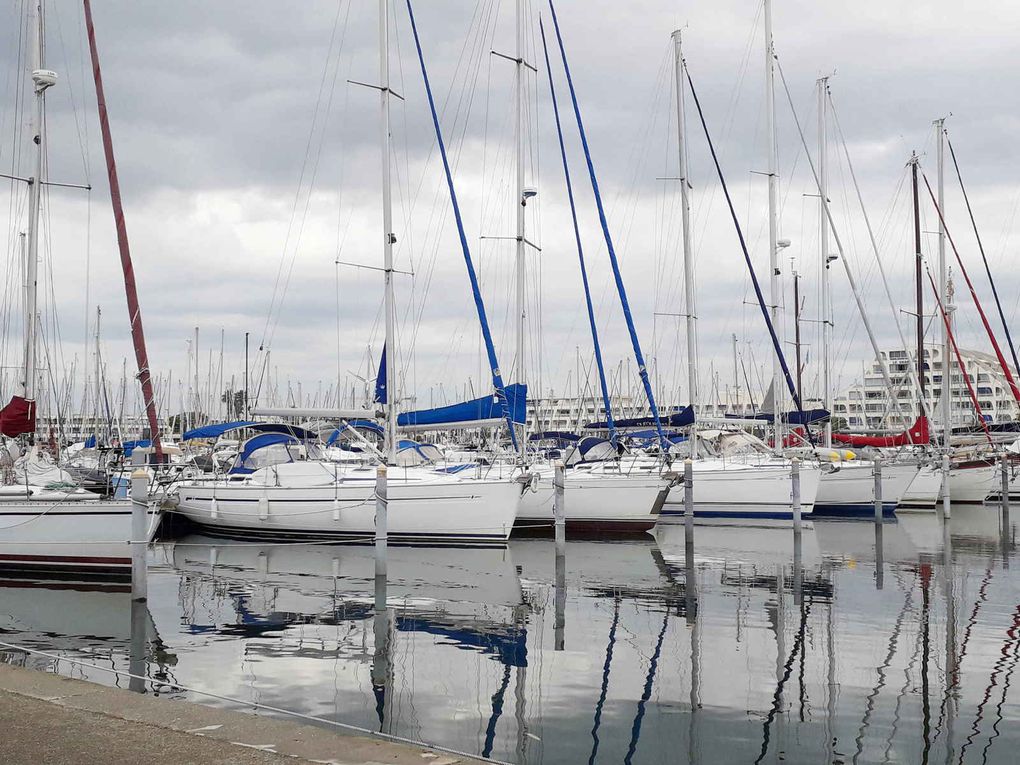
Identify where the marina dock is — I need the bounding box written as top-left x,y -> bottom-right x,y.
0,664 -> 462,765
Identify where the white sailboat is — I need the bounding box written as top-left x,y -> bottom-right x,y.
0,2 -> 161,578
660,22 -> 821,521
169,0 -> 523,545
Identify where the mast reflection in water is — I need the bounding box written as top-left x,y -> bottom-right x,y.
0,508 -> 1018,764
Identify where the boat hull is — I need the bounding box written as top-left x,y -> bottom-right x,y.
515,467 -> 666,532
171,475 -> 521,546
0,500 -> 156,579
947,460 -> 998,504
661,462 -> 821,521
897,463 -> 944,512
813,461 -> 918,518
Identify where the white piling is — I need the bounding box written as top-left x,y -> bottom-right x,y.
130,468 -> 148,602
375,464 -> 388,582
553,460 -> 566,546
684,458 -> 694,533
873,457 -> 883,522
1000,452 -> 1010,515
791,458 -> 802,531
941,453 -> 951,519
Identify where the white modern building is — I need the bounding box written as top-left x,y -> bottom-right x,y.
832,345 -> 1019,431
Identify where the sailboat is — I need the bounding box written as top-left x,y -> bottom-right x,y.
169,0 -> 524,545
0,1 -> 161,578
513,7 -> 672,532
659,17 -> 823,520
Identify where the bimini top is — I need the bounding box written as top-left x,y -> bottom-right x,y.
325,419 -> 384,446
230,432 -> 302,474
183,421 -> 317,442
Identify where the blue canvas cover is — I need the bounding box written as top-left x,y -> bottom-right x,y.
398,384 -> 527,428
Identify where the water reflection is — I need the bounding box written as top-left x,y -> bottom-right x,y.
0,509 -> 1018,763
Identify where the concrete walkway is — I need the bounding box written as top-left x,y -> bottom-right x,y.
0,664 -> 463,764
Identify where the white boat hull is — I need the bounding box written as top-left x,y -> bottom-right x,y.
897,463 -> 945,512
0,499 -> 157,578
171,470 -> 521,546
516,466 -> 667,532
813,461 -> 918,517
947,461 -> 998,504
661,462 -> 821,520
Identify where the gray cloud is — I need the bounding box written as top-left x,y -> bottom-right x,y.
2,0 -> 1019,422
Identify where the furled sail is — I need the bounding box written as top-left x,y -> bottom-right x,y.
398,384 -> 527,431
0,396 -> 35,437
832,415 -> 929,447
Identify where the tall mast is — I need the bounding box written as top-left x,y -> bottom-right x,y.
817,75 -> 832,446
514,0 -> 526,405
84,0 -> 164,459
23,1 -> 54,408
936,119 -> 950,442
764,0 -> 784,446
793,268 -> 802,402
672,30 -> 697,454
911,154 -> 925,402
380,0 -> 398,462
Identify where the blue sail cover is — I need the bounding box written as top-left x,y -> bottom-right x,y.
584,406 -> 694,430
398,384 -> 527,429
374,345 -> 387,405
738,409 -> 830,425
182,421 -> 316,441
183,420 -> 259,441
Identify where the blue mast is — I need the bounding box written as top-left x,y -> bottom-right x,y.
546,0 -> 668,451
538,19 -> 618,446
404,0 -> 520,452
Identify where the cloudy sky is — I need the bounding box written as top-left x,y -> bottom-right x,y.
2,0 -> 1019,421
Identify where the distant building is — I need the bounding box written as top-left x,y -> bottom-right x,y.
832,345 -> 1019,431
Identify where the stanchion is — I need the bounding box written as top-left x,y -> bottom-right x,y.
873,457 -> 883,522
130,468 -> 148,602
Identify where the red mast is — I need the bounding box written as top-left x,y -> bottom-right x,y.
82,0 -> 163,461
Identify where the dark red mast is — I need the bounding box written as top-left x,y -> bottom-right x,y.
83,0 -> 163,461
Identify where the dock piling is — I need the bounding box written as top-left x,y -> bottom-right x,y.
791,458 -> 801,532
873,457 -> 883,522
553,460 -> 566,546
375,464 -> 388,582
941,453 -> 951,519
130,468 -> 148,602
684,458 -> 694,534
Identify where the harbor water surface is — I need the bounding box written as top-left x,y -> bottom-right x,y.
2,507 -> 1018,764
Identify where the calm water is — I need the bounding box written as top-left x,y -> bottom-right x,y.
2,506 -> 1018,764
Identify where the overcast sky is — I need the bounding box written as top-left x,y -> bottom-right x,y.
2,0 -> 1020,420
